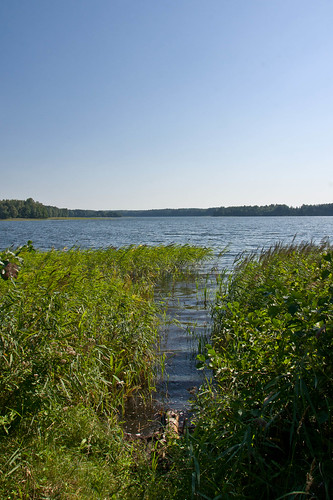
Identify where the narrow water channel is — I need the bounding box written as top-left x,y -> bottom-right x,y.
155,279 -> 211,411
122,269 -> 215,436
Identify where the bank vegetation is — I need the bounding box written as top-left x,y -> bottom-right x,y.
1,241 -> 332,498
0,243 -> 210,498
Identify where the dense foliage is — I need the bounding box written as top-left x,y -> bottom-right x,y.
212,203 -> 333,216
189,242 -> 333,498
0,243 -> 211,498
68,209 -> 121,218
0,198 -> 120,219
1,240 -> 333,498
120,204 -> 333,217
0,198 -> 51,219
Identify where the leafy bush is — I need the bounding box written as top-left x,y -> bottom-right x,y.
192,242 -> 333,499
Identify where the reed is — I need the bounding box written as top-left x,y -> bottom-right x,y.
0,243 -> 211,498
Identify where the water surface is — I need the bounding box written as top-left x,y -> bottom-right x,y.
1,216 -> 332,252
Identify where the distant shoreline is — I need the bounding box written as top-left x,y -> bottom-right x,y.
0,216 -> 122,221
2,214 -> 333,222
1,198 -> 333,219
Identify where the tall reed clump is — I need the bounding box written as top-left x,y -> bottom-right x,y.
189,241 -> 333,499
0,242 -> 211,498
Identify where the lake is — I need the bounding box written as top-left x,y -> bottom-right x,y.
1,216 -> 333,270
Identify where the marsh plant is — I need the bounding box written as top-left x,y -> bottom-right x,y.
3,240 -> 332,499
189,241 -> 333,499
0,243 -> 211,498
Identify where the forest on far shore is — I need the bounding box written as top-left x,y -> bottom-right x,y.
120,203 -> 333,217
0,198 -> 120,219
1,198 -> 333,219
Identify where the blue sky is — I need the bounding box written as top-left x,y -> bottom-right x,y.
1,0 -> 333,210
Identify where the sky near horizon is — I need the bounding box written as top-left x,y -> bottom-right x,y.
1,1 -> 333,211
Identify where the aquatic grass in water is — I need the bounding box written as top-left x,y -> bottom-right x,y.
0,243 -> 212,498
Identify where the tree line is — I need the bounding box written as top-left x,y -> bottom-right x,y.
211,203 -> 333,216
1,198 -> 333,219
0,199 -> 120,219
120,203 -> 333,217
119,208 -> 217,217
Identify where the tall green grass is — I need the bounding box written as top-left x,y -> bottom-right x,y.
0,243 -> 211,498
185,241 -> 333,499
6,241 -> 332,499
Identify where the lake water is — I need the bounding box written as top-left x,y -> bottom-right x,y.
2,216 -> 333,429
1,216 -> 333,270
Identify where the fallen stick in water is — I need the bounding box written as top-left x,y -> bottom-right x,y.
164,410 -> 180,439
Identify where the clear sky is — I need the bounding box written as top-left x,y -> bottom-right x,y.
1,0 -> 333,210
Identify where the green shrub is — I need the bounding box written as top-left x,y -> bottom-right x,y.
191,242 -> 333,499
